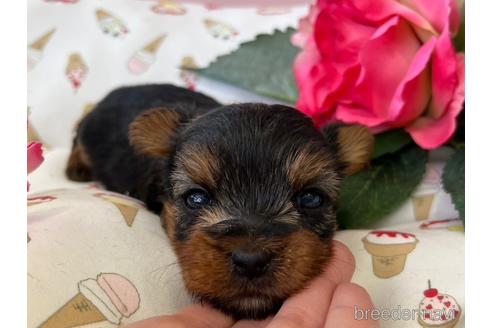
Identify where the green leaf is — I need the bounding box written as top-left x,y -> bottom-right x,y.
337,145 -> 428,229
196,29 -> 300,103
442,148 -> 465,221
372,129 -> 413,159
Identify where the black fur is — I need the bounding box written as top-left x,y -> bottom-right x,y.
70,84 -> 359,320
75,84 -> 220,213
171,103 -> 340,241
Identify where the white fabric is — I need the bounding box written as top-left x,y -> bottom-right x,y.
28,150 -> 465,328
28,0 -> 308,148
28,187 -> 189,328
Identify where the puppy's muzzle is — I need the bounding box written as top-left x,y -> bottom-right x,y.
231,249 -> 272,279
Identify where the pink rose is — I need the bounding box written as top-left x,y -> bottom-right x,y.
293,0 -> 465,149
27,141 -> 44,191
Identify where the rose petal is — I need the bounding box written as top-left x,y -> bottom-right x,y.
294,28 -> 353,124
314,4 -> 375,65
429,27 -> 460,118
405,110 -> 455,149
406,53 -> 464,149
385,36 -> 436,126
291,4 -> 318,48
346,17 -> 421,120
296,63 -> 341,121
293,0 -> 464,148
350,0 -> 437,34
294,41 -> 326,116
27,141 -> 44,174
335,102 -> 388,127
399,0 -> 455,34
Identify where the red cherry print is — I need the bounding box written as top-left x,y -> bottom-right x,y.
426,304 -> 433,310
437,295 -> 444,301
444,302 -> 451,308
371,230 -> 416,238
424,288 -> 439,297
28,195 -> 56,202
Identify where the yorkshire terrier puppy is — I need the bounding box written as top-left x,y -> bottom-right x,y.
67,84 -> 373,319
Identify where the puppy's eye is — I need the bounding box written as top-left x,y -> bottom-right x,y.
296,190 -> 324,209
184,189 -> 211,209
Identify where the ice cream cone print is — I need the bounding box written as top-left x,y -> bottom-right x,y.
96,9 -> 129,37
418,281 -> 461,328
179,56 -> 199,90
39,273 -> 140,328
412,162 -> 444,220
152,0 -> 187,15
96,8 -> 110,19
412,194 -> 435,221
29,28 -> 56,52
180,71 -> 198,90
204,19 -> 238,40
28,195 -> 56,207
420,219 -> 463,231
128,34 -> 166,75
116,203 -> 139,226
28,28 -> 56,71
66,53 -> 88,91
94,192 -> 143,226
362,230 -> 418,278
180,56 -> 199,70
144,34 -> 166,54
28,125 -> 50,151
28,108 -> 49,148
39,292 -> 106,328
28,122 -> 42,144
180,70 -> 198,90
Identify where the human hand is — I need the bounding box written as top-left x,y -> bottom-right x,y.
126,240 -> 378,328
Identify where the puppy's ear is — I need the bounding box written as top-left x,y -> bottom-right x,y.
129,107 -> 181,157
323,124 -> 374,175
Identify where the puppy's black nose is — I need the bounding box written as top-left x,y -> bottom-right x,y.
232,250 -> 271,279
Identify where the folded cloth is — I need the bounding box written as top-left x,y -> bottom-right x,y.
28,155 -> 464,327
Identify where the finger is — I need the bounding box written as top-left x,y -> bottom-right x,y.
324,283 -> 379,328
266,240 -> 356,328
126,303 -> 235,328
232,317 -> 273,328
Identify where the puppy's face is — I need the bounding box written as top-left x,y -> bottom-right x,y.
130,104 -> 373,319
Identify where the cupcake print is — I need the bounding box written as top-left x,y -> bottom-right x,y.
362,230 -> 418,278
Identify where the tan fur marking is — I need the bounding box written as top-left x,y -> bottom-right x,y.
275,203 -> 301,225
287,149 -> 340,198
174,228 -> 331,316
129,108 -> 181,157
337,126 -> 374,175
66,142 -> 93,181
174,145 -> 219,190
197,207 -> 229,225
